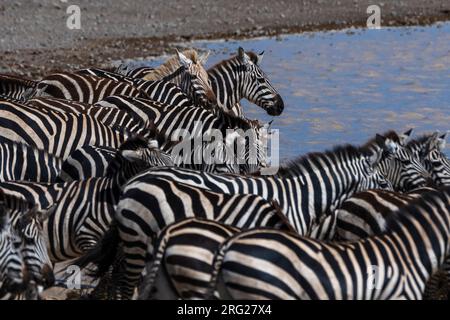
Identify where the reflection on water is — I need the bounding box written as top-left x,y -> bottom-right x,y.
141,23 -> 450,160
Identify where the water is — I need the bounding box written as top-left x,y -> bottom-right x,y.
137,23 -> 450,161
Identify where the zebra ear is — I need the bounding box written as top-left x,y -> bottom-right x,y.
238,47 -> 250,64
376,134 -> 398,154
198,51 -> 210,64
121,149 -> 144,162
177,50 -> 193,69
399,128 -> 413,146
257,51 -> 265,65
437,131 -> 448,151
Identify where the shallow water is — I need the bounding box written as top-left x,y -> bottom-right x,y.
137,23 -> 450,161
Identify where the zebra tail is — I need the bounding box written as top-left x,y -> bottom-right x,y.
205,239 -> 230,300
137,224 -> 173,300
73,223 -> 120,279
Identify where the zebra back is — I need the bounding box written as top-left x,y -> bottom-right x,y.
0,74 -> 37,102
34,72 -> 149,104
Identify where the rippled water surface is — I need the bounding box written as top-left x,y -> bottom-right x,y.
140,23 -> 450,161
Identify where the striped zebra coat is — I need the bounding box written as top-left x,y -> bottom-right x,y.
108,143 -> 391,299
0,74 -> 36,102
78,60 -> 215,109
207,47 -> 284,117
33,72 -> 148,104
0,136 -> 62,183
116,66 -> 155,79
0,195 -> 54,299
207,187 -> 450,300
365,130 -> 429,192
0,210 -> 25,297
334,188 -> 449,300
26,96 -> 151,135
0,134 -> 171,265
0,100 -> 135,160
78,181 -> 301,299
407,132 -> 450,186
94,95 -> 269,173
138,217 -> 294,300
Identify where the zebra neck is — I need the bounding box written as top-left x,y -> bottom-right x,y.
208,63 -> 241,110
270,160 -> 368,234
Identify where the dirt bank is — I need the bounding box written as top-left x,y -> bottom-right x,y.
1,0 -> 449,78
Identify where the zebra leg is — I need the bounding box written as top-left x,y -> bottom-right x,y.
138,224 -> 173,300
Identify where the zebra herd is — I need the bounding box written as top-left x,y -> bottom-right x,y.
0,46 -> 449,300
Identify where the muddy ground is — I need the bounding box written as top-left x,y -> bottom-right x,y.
0,0 -> 449,77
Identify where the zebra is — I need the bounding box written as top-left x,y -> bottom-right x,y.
31,72 -> 148,104
0,195 -> 54,299
407,132 -> 450,186
108,141 -> 392,298
0,136 -> 63,183
0,132 -> 172,267
75,68 -> 195,109
58,145 -> 117,181
0,100 -> 138,160
207,47 -> 284,117
0,74 -> 36,102
78,52 -> 216,109
94,95 -> 270,174
138,216 -> 295,300
364,129 -> 430,192
334,187 -> 450,300
25,96 -> 155,139
76,182 -> 300,299
116,65 -> 155,79
0,211 -> 25,297
1,195 -> 55,290
207,187 -> 450,300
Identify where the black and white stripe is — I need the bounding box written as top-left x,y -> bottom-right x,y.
0,100 -> 129,160
408,132 -> 450,186
0,74 -> 36,102
207,187 -> 450,300
110,142 -> 391,298
0,136 -> 62,183
33,72 -> 147,103
208,47 -> 284,117
138,215 -> 294,300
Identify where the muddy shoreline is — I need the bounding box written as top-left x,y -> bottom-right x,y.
1,0 -> 449,78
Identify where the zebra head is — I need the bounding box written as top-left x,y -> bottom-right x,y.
410,132 -> 450,186
0,210 -> 26,296
371,130 -> 430,192
14,205 -> 54,289
177,50 -> 217,109
110,128 -> 174,176
360,140 -> 394,192
235,47 -> 284,116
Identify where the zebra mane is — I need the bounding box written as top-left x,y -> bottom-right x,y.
143,49 -> 200,81
277,144 -> 373,177
160,66 -> 186,83
362,130 -> 401,149
407,133 -> 435,151
209,51 -> 260,71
